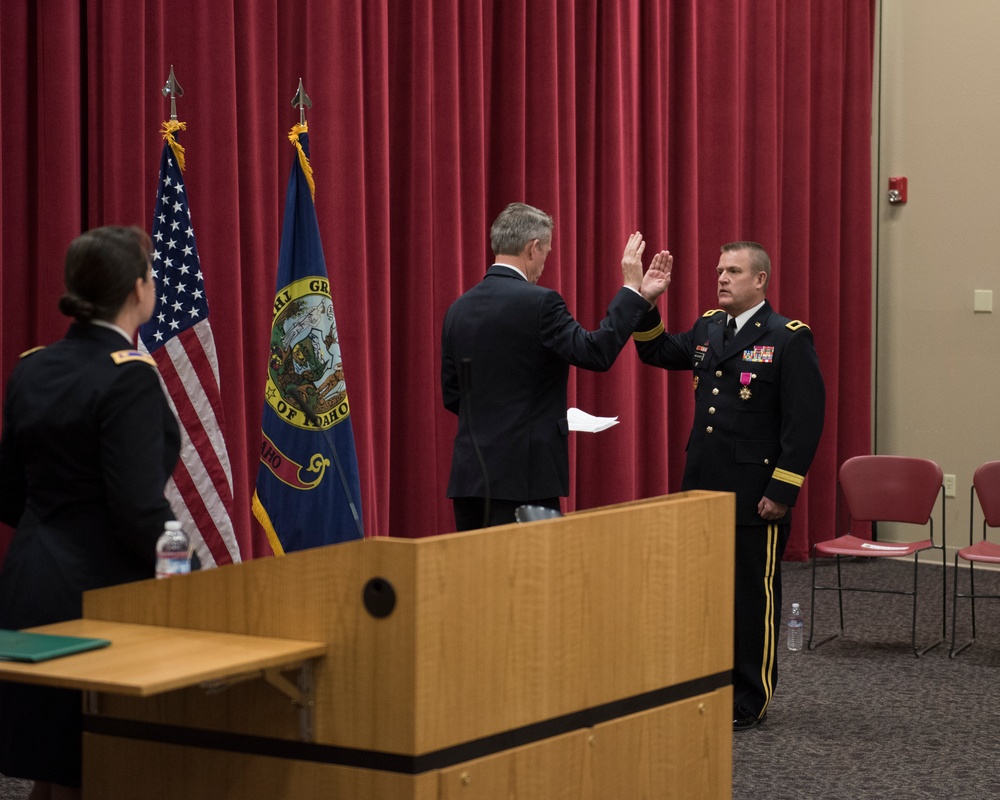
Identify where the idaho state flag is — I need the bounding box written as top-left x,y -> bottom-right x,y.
251,124 -> 364,553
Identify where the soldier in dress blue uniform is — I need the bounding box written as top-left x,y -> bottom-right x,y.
0,226 -> 180,798
634,241 -> 825,731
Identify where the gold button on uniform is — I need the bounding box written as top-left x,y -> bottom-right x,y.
709,407 -> 716,414
715,370 -> 723,377
706,426 -> 714,433
712,388 -> 719,395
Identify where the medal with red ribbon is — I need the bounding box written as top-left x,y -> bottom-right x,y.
739,372 -> 755,400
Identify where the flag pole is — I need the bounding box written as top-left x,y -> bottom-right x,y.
286,80 -> 364,542
162,65 -> 184,121
292,77 -> 312,126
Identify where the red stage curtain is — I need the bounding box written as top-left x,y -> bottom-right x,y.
0,1 -> 873,561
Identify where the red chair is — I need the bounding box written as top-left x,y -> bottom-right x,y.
949,461 -> 1000,658
808,455 -> 946,657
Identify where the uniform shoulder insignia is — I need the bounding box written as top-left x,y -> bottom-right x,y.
702,308 -> 724,318
110,349 -> 156,367
18,346 -> 45,359
785,320 -> 811,331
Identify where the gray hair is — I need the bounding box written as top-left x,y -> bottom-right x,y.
490,202 -> 554,256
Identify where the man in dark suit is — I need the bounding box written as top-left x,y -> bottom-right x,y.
441,202 -> 667,531
633,241 -> 825,731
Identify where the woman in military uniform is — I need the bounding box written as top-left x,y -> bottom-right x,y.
0,226 -> 180,799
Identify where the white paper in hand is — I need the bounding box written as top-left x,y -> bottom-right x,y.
567,407 -> 619,433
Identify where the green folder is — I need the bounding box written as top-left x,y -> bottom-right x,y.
0,629 -> 111,662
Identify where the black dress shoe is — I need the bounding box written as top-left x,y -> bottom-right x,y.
733,705 -> 766,732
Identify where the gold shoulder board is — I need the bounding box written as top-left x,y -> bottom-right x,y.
18,346 -> 45,359
110,350 -> 156,367
702,308 -> 724,318
786,320 -> 810,331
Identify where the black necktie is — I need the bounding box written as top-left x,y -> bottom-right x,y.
723,317 -> 736,345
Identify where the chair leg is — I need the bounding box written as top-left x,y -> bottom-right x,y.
950,554 -> 961,657
941,542 -> 948,641
835,555 -> 845,631
970,562 -> 977,641
809,553 -> 843,650
808,554 -> 817,649
914,553 -> 942,657
911,554 -> 919,656
951,559 -> 976,658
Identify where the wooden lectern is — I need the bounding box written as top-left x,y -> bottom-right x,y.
0,491 -> 734,799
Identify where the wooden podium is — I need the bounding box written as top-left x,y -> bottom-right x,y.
0,491 -> 734,799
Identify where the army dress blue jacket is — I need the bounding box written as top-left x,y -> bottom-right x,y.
633,300 -> 825,527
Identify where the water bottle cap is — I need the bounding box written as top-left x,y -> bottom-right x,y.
165,520 -> 182,531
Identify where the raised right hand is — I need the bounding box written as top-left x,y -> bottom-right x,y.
640,250 -> 672,305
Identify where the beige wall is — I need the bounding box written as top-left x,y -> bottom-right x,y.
876,0 -> 1000,547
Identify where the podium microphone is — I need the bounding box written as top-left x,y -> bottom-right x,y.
287,385 -> 364,540
459,358 -> 491,529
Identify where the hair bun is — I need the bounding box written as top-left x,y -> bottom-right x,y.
58,292 -> 99,323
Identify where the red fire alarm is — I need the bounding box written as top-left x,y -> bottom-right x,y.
888,176 -> 907,204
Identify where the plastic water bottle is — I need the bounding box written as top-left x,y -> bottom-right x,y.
155,520 -> 191,579
787,602 -> 804,652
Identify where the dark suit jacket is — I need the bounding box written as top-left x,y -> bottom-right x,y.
442,265 -> 649,501
633,300 -> 825,526
0,322 -> 180,629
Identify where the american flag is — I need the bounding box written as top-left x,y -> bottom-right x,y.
138,121 -> 248,567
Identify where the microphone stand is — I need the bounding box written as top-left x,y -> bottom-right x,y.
287,385 -> 365,540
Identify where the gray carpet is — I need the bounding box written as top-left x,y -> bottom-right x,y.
0,775 -> 31,800
1,558 -> 996,799
0,775 -> 27,800
734,558 -> 1000,800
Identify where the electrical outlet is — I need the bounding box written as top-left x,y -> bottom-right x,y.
944,474 -> 956,498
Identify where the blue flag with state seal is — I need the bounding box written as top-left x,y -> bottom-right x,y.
251,124 -> 364,553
